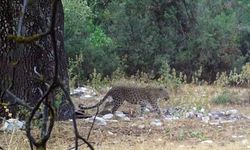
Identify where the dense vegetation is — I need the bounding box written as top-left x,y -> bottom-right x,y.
63,0 -> 250,86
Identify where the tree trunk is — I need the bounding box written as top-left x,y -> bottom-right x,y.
0,0 -> 72,120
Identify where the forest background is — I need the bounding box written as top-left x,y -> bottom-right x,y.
64,0 -> 250,87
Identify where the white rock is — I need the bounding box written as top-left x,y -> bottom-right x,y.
164,116 -> 179,121
225,109 -> 238,115
70,87 -> 86,95
106,120 -> 118,123
201,140 -> 213,144
115,111 -> 126,118
193,107 -> 197,111
138,116 -> 145,120
102,114 -> 114,120
220,120 -> 235,124
108,131 -> 114,135
150,119 -> 162,127
201,116 -> 210,123
138,125 -> 145,129
131,123 -> 137,127
186,112 -> 195,119
83,95 -> 93,98
209,121 -> 220,126
200,108 -> 205,113
85,116 -> 107,126
122,117 -> 131,121
232,135 -> 245,139
164,117 -> 173,121
157,138 -> 163,142
145,108 -> 150,112
196,113 -> 204,118
0,119 -> 25,132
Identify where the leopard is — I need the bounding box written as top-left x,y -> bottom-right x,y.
79,86 -> 170,116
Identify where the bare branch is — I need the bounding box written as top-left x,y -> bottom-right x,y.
3,90 -> 33,111
87,106 -> 99,140
26,82 -> 57,148
59,82 -> 94,150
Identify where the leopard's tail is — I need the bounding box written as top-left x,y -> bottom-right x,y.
79,89 -> 112,110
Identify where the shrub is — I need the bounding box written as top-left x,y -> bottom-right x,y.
212,90 -> 232,104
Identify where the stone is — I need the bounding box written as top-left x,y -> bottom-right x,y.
150,119 -> 162,127
201,140 -> 213,144
70,87 -> 87,95
138,125 -> 145,129
200,108 -> 205,113
192,107 -> 197,111
85,116 -> 107,126
209,121 -> 220,125
201,116 -> 210,123
106,120 -> 119,123
122,117 -> 131,121
220,120 -> 235,124
164,116 -> 179,121
138,116 -> 145,120
186,111 -> 195,119
108,131 -> 114,135
195,112 -> 204,118
225,109 -> 238,116
0,119 -> 25,132
209,111 -> 225,117
145,108 -> 150,112
102,114 -> 114,120
82,94 -> 92,98
115,111 -> 126,118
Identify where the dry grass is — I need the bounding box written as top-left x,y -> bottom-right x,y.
1,84 -> 250,150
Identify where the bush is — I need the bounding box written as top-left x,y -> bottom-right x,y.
212,90 -> 232,104
214,63 -> 250,87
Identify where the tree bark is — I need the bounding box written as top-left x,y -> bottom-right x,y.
0,0 -> 72,120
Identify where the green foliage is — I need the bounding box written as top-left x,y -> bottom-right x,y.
88,69 -> 109,90
158,63 -> 183,91
68,53 -> 85,87
89,26 -> 113,48
214,63 -> 250,87
165,127 -> 207,141
63,0 -> 120,83
212,90 -> 232,104
64,0 -> 250,85
241,63 -> 250,84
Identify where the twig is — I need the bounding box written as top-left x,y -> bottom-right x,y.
87,106 -> 99,140
26,83 -> 57,148
68,106 -> 100,150
59,83 -> 94,150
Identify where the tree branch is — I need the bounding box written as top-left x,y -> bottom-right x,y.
3,90 -> 33,111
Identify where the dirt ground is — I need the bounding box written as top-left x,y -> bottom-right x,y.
1,107 -> 250,150
1,85 -> 250,150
